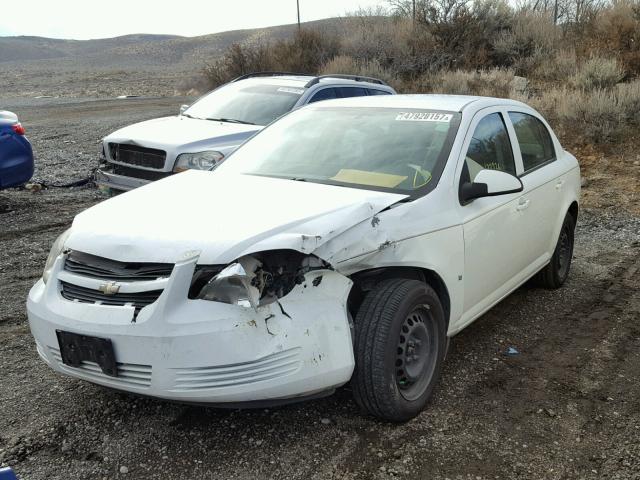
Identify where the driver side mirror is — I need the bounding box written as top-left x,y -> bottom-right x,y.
180,104 -> 189,115
460,169 -> 523,204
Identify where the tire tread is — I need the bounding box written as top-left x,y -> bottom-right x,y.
352,278 -> 445,421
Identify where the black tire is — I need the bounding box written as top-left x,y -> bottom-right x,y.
536,212 -> 576,289
351,279 -> 447,422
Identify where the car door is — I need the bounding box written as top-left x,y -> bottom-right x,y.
506,111 -> 566,268
455,109 -> 530,326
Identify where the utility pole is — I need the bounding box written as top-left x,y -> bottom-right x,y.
297,0 -> 301,32
553,0 -> 558,24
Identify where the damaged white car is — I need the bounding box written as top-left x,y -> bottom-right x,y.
28,95 -> 580,421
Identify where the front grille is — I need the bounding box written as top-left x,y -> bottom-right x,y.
49,346 -> 152,388
65,251 -> 174,281
60,281 -> 163,316
112,163 -> 172,181
109,143 -> 166,169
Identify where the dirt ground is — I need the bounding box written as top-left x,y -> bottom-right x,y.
1,97 -> 639,480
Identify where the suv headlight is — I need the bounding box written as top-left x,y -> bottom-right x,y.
173,151 -> 224,172
43,229 -> 71,284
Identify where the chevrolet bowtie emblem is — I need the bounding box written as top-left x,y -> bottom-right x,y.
98,281 -> 120,295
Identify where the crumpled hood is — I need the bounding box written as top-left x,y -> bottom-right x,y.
105,116 -> 261,149
67,171 -> 408,265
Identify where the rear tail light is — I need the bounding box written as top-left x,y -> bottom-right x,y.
11,123 -> 26,135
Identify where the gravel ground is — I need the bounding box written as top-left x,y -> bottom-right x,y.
1,98 -> 639,480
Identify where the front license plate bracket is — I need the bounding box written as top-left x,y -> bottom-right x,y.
56,330 -> 118,377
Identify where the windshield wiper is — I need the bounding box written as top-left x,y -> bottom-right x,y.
206,117 -> 256,125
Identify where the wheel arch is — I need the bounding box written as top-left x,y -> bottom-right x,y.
348,266 -> 451,330
568,200 -> 579,224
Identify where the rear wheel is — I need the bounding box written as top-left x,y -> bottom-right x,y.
351,279 -> 447,422
536,212 -> 575,289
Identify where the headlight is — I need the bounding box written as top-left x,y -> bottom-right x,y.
43,229 -> 71,284
191,251 -> 328,308
173,151 -> 224,172
196,257 -> 261,308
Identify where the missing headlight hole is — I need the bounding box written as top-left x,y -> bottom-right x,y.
190,250 -> 330,306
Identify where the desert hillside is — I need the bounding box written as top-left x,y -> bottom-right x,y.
0,18 -> 343,98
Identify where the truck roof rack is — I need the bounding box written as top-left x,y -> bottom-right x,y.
304,74 -> 389,88
231,72 -> 311,82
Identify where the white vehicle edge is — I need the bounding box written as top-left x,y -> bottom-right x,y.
28,94 -> 580,421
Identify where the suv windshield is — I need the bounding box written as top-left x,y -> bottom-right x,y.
216,107 -> 461,194
184,83 -> 305,126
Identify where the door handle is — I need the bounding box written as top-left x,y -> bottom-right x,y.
516,198 -> 530,211
555,180 -> 565,190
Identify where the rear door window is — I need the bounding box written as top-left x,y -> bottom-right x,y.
508,112 -> 556,173
336,87 -> 368,98
308,88 -> 338,103
368,89 -> 392,96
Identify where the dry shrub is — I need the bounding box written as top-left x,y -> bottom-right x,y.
340,17 -> 441,76
202,29 -> 339,89
570,56 -> 624,90
531,80 -> 640,143
320,55 -> 399,89
270,29 -> 340,74
579,0 -> 640,75
615,80 -> 640,124
194,1 -> 640,149
493,12 -> 561,74
425,0 -> 514,70
320,55 -> 359,75
202,42 -> 272,88
413,68 -> 516,97
532,49 -> 578,83
561,89 -> 625,142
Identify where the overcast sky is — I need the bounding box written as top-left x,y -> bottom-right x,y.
0,0 -> 389,39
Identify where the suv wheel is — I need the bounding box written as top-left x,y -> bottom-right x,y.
351,279 -> 447,422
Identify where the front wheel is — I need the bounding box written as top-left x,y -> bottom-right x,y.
351,279 -> 447,422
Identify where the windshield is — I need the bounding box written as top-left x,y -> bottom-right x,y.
184,83 -> 305,126
215,107 -> 461,194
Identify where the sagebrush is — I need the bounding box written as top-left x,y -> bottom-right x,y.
199,0 -> 640,146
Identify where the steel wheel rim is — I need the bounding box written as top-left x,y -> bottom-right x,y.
395,306 -> 438,401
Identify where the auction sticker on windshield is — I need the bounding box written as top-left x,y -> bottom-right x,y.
277,87 -> 305,95
395,112 -> 453,122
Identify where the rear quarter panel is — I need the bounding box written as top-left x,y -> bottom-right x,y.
548,150 -> 581,252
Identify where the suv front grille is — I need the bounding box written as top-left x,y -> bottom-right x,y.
108,143 -> 166,169
65,251 -> 174,281
112,164 -> 172,181
60,281 -> 163,316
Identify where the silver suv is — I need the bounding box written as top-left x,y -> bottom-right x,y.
96,72 -> 396,192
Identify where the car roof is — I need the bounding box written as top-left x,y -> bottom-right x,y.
306,94 -> 532,113
235,75 -> 393,89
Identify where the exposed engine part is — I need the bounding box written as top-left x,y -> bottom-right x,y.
249,250 -> 330,305
189,250 -> 331,307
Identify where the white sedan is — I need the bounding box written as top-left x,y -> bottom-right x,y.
27,95 -> 580,422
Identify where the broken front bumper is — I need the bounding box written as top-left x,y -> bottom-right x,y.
27,254 -> 355,404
